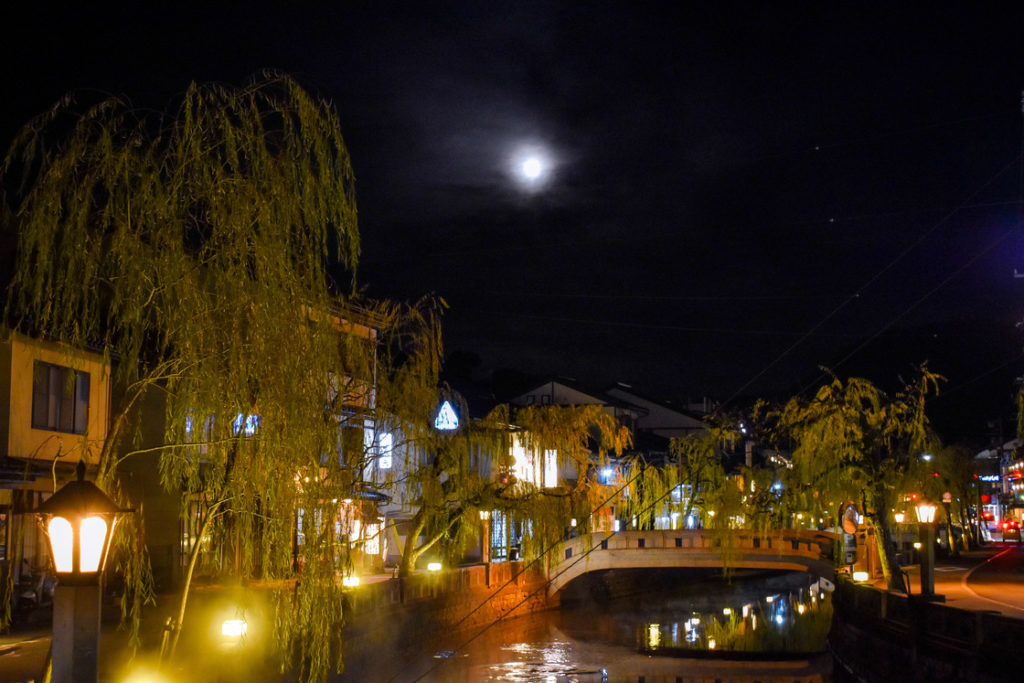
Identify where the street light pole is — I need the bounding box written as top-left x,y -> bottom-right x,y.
916,502 -> 937,599
34,461 -> 131,683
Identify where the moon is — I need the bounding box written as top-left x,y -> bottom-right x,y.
510,146 -> 553,190
521,157 -> 543,180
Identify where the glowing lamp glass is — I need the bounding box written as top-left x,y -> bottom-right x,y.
48,517 -> 74,573
79,516 -> 108,573
894,512 -> 905,524
915,503 -> 937,524
342,575 -> 360,587
853,571 -> 869,582
427,562 -> 442,572
221,619 -> 247,638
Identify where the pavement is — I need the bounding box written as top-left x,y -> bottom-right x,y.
868,541 -> 1024,617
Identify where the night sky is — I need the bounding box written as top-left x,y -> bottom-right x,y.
4,4 -> 1024,443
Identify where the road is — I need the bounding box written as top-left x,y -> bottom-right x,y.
901,541 -> 1024,617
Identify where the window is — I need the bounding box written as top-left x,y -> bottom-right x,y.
232,413 -> 261,436
32,362 -> 89,434
378,432 -> 393,470
543,450 -> 558,488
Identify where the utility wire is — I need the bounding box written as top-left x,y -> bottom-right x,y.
800,228 -> 1013,395
382,465 -> 646,683
722,152 -> 1023,407
407,476 -> 685,683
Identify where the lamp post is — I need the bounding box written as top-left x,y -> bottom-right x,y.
34,461 -> 131,683
915,501 -> 937,599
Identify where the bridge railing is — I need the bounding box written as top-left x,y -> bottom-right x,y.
553,528 -> 833,566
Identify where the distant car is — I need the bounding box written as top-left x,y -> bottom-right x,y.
1001,520 -> 1021,542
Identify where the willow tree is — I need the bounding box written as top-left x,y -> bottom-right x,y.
618,427 -> 730,531
389,399 -> 631,578
1,72 -> 372,679
777,368 -> 942,591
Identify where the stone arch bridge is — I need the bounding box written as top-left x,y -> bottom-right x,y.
546,528 -> 836,597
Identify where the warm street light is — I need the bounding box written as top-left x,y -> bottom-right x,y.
34,461 -> 131,683
914,501 -> 939,600
915,502 -> 937,524
894,512 -> 905,524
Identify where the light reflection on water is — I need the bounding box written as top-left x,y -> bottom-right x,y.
402,572 -> 834,682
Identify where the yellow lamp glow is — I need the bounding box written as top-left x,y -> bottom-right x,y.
221,619 -> 247,638
427,562 -> 442,572
35,461 -> 130,584
48,517 -> 74,573
915,502 -> 937,524
647,623 -> 660,648
80,517 -> 108,573
342,575 -> 360,587
853,571 -> 869,582
894,512 -> 905,524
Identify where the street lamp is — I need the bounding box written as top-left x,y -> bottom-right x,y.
915,501 -> 938,599
34,461 -> 131,683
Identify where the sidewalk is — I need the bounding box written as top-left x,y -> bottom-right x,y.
867,543 -> 1024,618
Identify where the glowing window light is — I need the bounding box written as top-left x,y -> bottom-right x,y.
222,619 -> 247,638
434,401 -> 459,431
378,432 -> 393,470
232,413 -> 260,436
543,449 -> 558,488
48,517 -> 74,572
647,623 -> 661,648
79,516 -> 108,573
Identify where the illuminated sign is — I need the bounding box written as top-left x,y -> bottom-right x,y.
434,401 -> 459,431
978,475 -> 1000,482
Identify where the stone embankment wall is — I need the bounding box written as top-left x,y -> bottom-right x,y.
830,580 -> 1024,681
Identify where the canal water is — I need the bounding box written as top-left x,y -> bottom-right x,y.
387,570 -> 836,683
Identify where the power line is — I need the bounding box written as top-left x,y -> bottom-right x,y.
406,472 -> 683,683
721,152 -> 1023,407
801,228 -> 1013,394
383,466 -> 646,683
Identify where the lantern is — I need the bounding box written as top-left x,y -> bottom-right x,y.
35,461 -> 131,584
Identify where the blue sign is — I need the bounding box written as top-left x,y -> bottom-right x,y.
434,401 -> 459,431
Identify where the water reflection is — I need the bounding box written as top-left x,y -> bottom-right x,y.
346,571 -> 834,682
556,571 -> 833,659
635,585 -> 832,656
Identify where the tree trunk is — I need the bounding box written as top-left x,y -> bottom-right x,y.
399,511 -> 426,579
164,500 -> 222,661
868,489 -> 903,592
